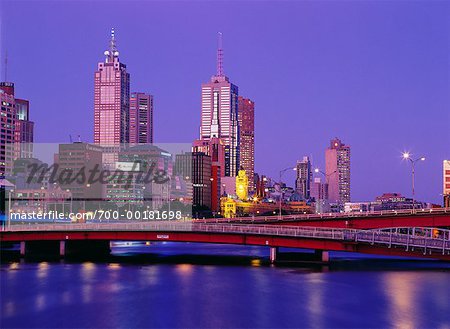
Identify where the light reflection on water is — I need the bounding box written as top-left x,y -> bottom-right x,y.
1,244 -> 449,328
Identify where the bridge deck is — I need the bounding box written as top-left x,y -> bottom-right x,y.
1,222 -> 449,260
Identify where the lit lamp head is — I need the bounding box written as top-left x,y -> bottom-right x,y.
314,168 -> 320,173
420,157 -> 426,161
402,152 -> 410,160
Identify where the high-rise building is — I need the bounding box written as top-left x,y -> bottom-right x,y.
444,160 -> 450,208
94,29 -> 130,145
238,96 -> 255,190
56,143 -> 104,202
295,156 -> 312,199
325,138 -> 351,203
192,138 -> 223,211
130,92 -> 153,144
199,33 -> 239,177
15,98 -> 34,158
0,82 -> 34,177
311,177 -> 329,201
192,152 -> 212,209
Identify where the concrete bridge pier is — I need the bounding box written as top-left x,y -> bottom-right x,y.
59,241 -> 65,257
314,250 -> 330,263
269,247 -> 279,264
20,241 -> 26,257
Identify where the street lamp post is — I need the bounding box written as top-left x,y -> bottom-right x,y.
402,152 -> 425,212
278,167 -> 296,219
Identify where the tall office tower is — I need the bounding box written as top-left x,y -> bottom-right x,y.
192,138 -> 224,211
444,160 -> 450,208
238,96 -> 255,190
192,152 -> 212,209
325,138 -> 351,203
94,29 -> 130,145
295,156 -> 312,199
56,143 -> 104,201
0,83 -> 16,177
129,92 -> 153,144
15,98 -> 34,158
199,33 -> 239,177
0,82 -> 34,176
310,177 -> 329,201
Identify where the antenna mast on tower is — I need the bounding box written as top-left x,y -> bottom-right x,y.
217,32 -> 224,77
4,50 -> 8,81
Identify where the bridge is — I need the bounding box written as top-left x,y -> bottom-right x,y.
198,208 -> 450,230
1,221 -> 449,262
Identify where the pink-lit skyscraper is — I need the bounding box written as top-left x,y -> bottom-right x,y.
129,92 -> 153,144
325,138 -> 351,203
199,33 -> 239,177
94,29 -> 130,145
238,96 -> 254,189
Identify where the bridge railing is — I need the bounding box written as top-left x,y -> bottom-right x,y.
194,207 -> 450,223
2,222 -> 449,254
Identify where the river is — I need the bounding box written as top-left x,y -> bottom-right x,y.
1,243 -> 449,328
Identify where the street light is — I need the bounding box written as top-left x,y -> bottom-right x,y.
402,152 -> 425,212
278,166 -> 296,219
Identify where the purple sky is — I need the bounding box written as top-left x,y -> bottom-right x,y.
1,1 -> 449,203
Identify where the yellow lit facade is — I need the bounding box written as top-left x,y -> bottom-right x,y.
236,168 -> 248,201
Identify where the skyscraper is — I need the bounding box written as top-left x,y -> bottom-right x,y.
94,29 -> 130,145
199,33 -> 239,177
192,152 -> 212,209
129,92 -> 153,144
325,138 -> 351,203
295,156 -> 312,199
238,96 -> 255,190
0,82 -> 34,176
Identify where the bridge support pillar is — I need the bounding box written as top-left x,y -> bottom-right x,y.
269,247 -> 278,264
314,250 -> 330,263
59,241 -> 65,257
20,241 -> 26,257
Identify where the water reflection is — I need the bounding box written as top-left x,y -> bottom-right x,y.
384,273 -> 419,328
306,273 -> 325,329
37,261 -> 49,279
1,246 -> 450,328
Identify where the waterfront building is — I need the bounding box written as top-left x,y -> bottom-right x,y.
0,82 -> 34,177
192,152 -> 212,209
112,144 -> 173,210
94,29 -> 130,145
295,156 -> 312,199
444,160 -> 450,207
325,138 -> 351,203
310,177 -> 329,201
238,96 -> 254,189
199,33 -> 239,177
129,92 -> 153,144
56,143 -> 104,205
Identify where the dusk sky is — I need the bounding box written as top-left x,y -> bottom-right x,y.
1,0 -> 449,203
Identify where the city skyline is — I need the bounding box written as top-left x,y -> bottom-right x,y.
1,1 -> 448,203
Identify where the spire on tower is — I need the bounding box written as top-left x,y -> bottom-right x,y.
110,28 -> 117,53
104,28 -> 119,61
4,50 -> 8,81
216,32 -> 224,77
